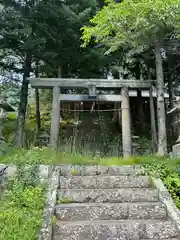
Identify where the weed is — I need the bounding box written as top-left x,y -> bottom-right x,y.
71,168 -> 79,175
58,197 -> 73,204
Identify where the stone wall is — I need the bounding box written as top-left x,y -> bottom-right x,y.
0,164 -> 50,185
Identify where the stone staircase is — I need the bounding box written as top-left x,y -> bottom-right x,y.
53,166 -> 179,240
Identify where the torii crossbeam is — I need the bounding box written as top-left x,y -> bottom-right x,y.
29,78 -> 157,158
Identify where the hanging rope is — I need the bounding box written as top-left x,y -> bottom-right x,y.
60,108 -> 129,112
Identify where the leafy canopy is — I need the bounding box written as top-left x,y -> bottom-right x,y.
81,0 -> 180,53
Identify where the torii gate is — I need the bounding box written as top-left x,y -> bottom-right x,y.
29,78 -> 157,158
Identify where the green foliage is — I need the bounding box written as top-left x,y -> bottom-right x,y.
135,136 -> 152,155
0,186 -> 45,240
0,145 -> 173,166
7,112 -> 17,120
0,160 -> 46,240
71,168 -> 78,175
143,160 -> 180,208
2,116 -> 36,146
0,0 -> 45,56
2,119 -> 17,145
164,173 -> 180,208
30,0 -> 108,78
59,197 -> 73,204
0,142 -> 11,157
82,0 -> 180,53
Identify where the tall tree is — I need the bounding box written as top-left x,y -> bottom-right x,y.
0,0 -> 46,146
33,0 -> 109,78
82,0 -> 180,156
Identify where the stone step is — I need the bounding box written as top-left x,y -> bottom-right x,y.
144,220 -> 178,239
59,175 -> 151,189
58,188 -> 159,203
54,220 -> 178,240
59,165 -> 142,176
55,202 -> 167,221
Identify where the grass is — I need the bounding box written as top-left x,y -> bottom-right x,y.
0,146 -> 177,167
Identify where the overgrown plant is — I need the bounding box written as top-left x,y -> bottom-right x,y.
0,159 -> 46,240
143,161 -> 180,208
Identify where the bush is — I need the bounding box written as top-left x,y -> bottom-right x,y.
0,158 -> 46,240
2,119 -> 17,144
143,160 -> 180,208
164,173 -> 180,208
0,185 -> 45,240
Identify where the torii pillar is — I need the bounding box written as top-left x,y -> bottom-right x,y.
50,86 -> 61,150
121,87 -> 132,157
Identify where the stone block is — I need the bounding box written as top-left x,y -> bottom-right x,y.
54,220 -> 143,240
59,176 -> 151,189
58,188 -> 159,203
55,202 -> 167,221
172,143 -> 180,157
128,202 -> 167,220
5,165 -> 17,177
143,221 -> 178,239
39,165 -> 50,184
55,203 -> 128,221
59,165 -> 143,176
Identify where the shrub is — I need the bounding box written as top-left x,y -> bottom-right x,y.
0,157 -> 46,240
143,160 -> 180,208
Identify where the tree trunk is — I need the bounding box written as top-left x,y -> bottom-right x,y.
57,65 -> 62,78
15,54 -> 32,147
35,61 -> 41,134
155,43 -> 167,155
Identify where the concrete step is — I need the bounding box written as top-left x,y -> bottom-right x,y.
58,188 -> 159,203
59,165 -> 142,176
59,175 -> 151,189
55,202 -> 167,221
54,220 -> 178,240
